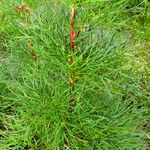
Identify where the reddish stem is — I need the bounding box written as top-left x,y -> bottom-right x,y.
69,5 -> 75,106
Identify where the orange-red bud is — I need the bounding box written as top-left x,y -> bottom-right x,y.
16,6 -> 22,12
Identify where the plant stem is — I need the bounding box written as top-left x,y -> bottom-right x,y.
69,4 -> 75,112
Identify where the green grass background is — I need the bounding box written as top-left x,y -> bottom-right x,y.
0,0 -> 149,149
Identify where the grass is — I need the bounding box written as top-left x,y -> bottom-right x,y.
0,0 -> 149,149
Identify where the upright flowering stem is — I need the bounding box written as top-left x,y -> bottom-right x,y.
69,5 -> 76,111
64,5 -> 77,147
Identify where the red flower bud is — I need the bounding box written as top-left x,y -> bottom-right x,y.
16,6 -> 22,12
21,5 -> 25,10
70,18 -> 74,26
69,42 -> 74,49
31,51 -> 36,57
70,30 -> 76,41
